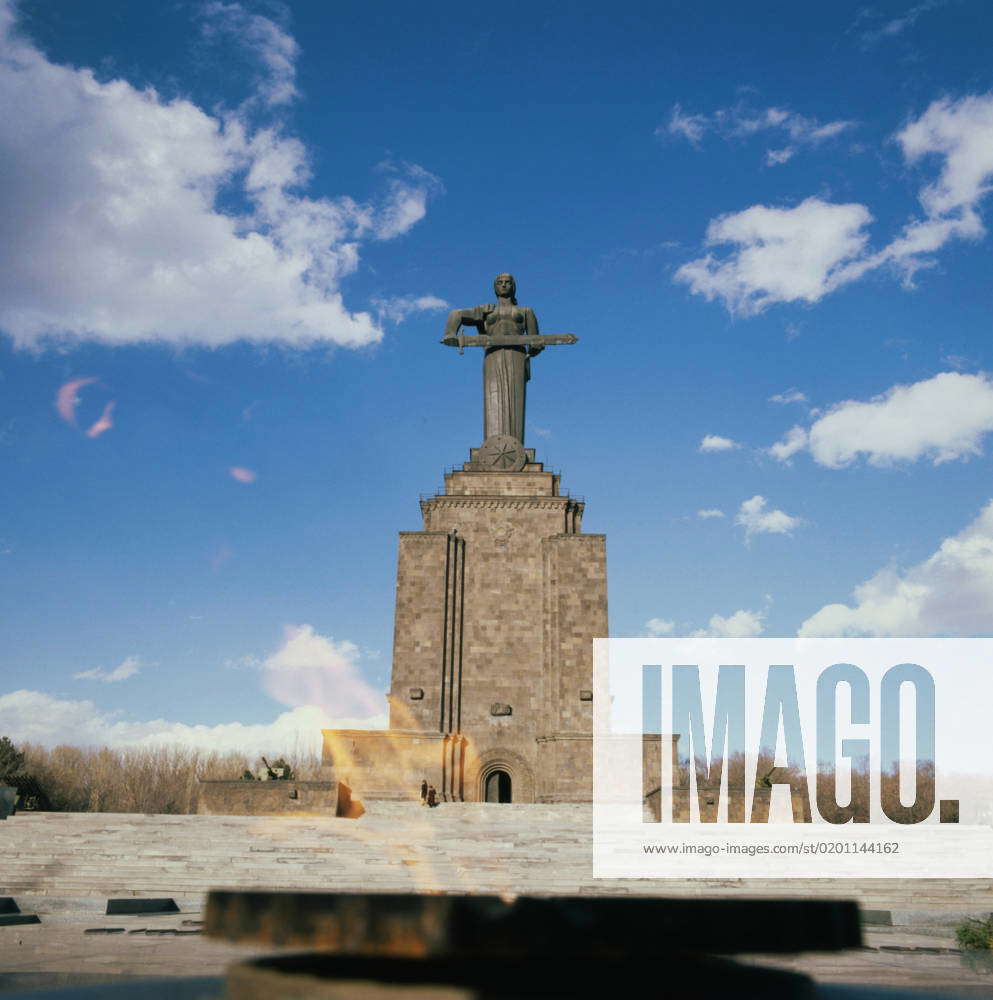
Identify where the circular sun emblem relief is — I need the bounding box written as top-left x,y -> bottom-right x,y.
476,434 -> 526,472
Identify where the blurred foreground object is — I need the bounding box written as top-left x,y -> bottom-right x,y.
207,890 -> 861,999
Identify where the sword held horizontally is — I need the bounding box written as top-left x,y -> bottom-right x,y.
439,332 -> 579,355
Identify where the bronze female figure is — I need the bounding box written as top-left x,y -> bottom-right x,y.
443,273 -> 543,445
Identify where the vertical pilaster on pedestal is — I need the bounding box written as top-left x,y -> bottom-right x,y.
388,530 -> 464,735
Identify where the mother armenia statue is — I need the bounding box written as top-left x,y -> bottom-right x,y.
442,274 -> 576,454
443,273 -> 540,444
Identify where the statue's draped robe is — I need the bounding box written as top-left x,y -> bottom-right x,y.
448,303 -> 539,443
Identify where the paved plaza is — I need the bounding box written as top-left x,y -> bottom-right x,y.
2,806 -> 993,995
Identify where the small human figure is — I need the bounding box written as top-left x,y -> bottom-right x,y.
420,779 -> 428,805
427,785 -> 438,808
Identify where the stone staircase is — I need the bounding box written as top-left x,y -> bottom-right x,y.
1,805 -> 990,917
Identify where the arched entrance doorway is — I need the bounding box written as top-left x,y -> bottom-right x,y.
484,768 -> 512,803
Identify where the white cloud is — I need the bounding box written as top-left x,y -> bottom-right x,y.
799,499 -> 993,637
769,388 -> 808,405
766,147 -> 794,166
942,353 -> 974,371
675,198 -> 874,316
898,95 -> 993,219
373,162 -> 443,241
735,495 -> 802,539
262,624 -> 386,720
372,294 -> 449,325
644,618 -> 675,636
878,93 -> 993,282
769,372 -> 993,468
677,94 -> 993,316
0,624 -> 389,751
856,0 -> 944,46
201,2 -> 299,108
0,691 -> 384,753
0,2 -> 439,350
697,508 -> 726,519
691,609 -> 765,638
73,655 -> 141,683
699,434 -> 739,452
768,425 -> 809,463
661,102 -> 854,165
643,607 -> 767,638
665,103 -> 709,144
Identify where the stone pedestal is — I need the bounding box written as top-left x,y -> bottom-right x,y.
322,450 -> 607,803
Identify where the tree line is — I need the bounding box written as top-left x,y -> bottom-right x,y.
0,736 -> 320,813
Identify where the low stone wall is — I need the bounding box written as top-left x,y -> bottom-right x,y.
196,780 -> 355,818
322,729 -> 447,801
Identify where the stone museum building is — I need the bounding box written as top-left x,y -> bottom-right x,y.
321,276 -> 607,803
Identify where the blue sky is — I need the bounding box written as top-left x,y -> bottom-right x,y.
3,0 -> 993,754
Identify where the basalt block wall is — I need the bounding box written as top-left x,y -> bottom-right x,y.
196,779 -> 351,817
324,460 -> 607,803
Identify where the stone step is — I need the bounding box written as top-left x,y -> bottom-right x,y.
4,811 -> 993,917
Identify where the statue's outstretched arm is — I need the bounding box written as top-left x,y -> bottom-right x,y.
444,306 -> 487,338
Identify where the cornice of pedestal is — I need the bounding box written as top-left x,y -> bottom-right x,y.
421,495 -> 582,511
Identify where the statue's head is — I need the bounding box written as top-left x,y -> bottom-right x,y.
493,273 -> 517,303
